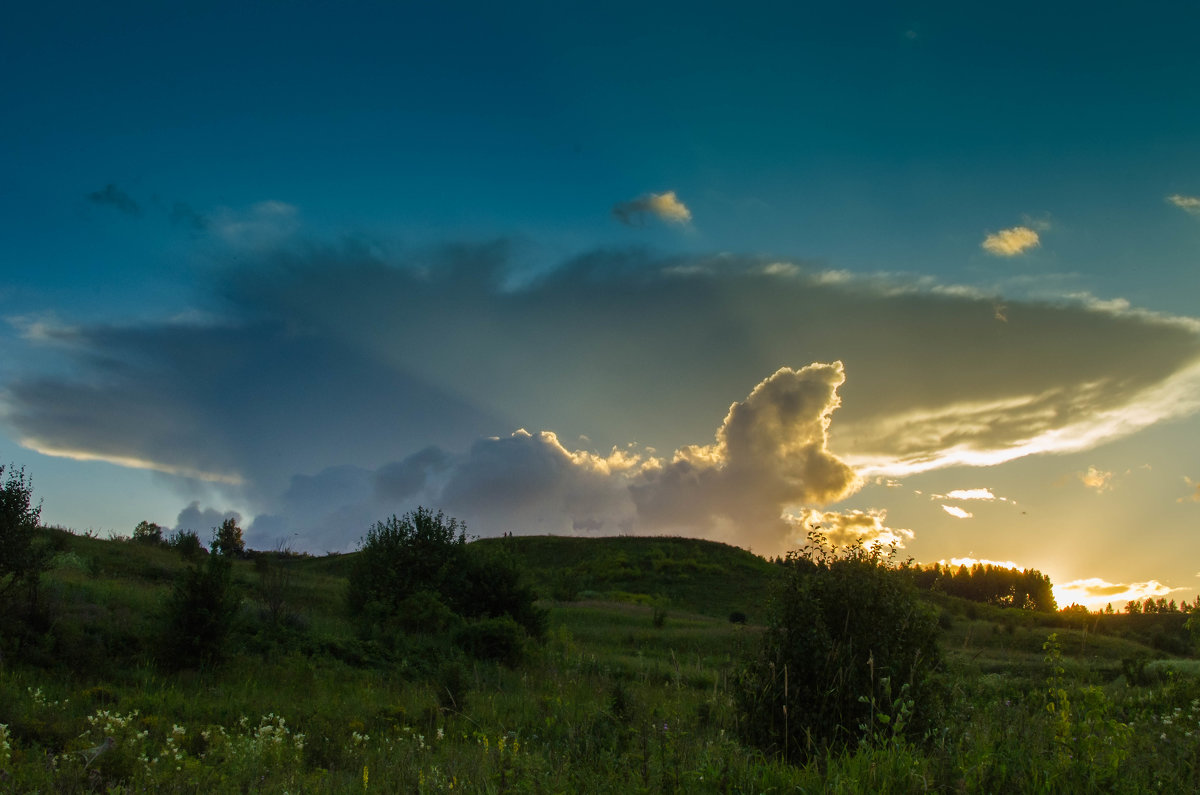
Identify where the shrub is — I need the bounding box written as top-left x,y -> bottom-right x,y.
167,529 -> 205,561
347,507 -> 545,648
453,615 -> 527,666
0,464 -> 47,601
729,610 -> 748,624
159,554 -> 241,668
347,507 -> 468,617
737,533 -> 943,760
131,520 -> 165,546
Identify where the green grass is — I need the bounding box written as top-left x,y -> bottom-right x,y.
2,530 -> 1200,792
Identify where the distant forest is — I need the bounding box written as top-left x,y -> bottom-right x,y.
904,561 -> 1057,612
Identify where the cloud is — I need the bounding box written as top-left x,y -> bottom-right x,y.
798,507 -> 913,548
941,505 -> 972,519
612,190 -> 692,226
940,488 -> 1002,501
5,246 -> 1200,551
981,226 -> 1040,256
86,183 -> 141,216
1167,194 -> 1200,216
211,200 -> 298,248
174,501 -> 241,536
1180,476 -> 1200,503
1053,577 -> 1177,612
239,365 -> 858,553
1079,466 -> 1114,493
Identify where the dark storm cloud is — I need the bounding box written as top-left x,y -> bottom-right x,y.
5,243 -> 1200,551
86,183 -> 141,216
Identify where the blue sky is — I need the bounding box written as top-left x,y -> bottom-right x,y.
3,2 -> 1200,609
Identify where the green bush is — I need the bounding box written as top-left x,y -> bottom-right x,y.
167,529 -> 205,561
347,507 -> 468,617
737,534 -> 943,760
0,464 -> 48,601
132,520 -> 165,546
453,615 -> 527,666
159,554 -> 241,668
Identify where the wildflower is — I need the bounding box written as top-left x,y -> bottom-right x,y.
362,764 -> 369,791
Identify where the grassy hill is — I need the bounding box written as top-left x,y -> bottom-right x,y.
2,527 -> 1199,792
472,534 -> 780,623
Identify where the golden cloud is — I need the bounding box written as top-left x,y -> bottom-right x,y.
981,225 -> 1040,256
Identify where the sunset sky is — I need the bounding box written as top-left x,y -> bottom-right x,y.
4,2 -> 1200,610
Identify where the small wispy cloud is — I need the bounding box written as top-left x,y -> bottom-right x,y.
613,190 -> 692,226
1167,194 -> 1200,216
1180,476 -> 1200,503
942,505 -> 973,519
1080,465 -> 1114,493
86,183 -> 141,216
981,225 -> 1040,256
941,488 -> 1001,501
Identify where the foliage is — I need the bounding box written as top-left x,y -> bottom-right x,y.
0,464 -> 47,601
909,559 -> 1056,611
211,517 -> 245,558
159,554 -> 242,668
7,530 -> 1200,792
168,528 -> 205,561
737,533 -> 943,760
132,520 -> 165,546
347,508 -> 545,647
347,507 -> 469,617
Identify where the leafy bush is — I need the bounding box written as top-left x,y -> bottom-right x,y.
159,555 -> 241,668
737,534 -> 943,760
132,520 -> 165,546
167,529 -> 205,561
453,615 -> 527,666
347,507 -> 468,617
0,464 -> 47,601
347,507 -> 545,649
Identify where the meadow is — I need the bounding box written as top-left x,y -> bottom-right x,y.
2,528 -> 1200,793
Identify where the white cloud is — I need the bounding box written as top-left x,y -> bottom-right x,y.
211,200 -> 299,248
941,488 -> 1000,501
612,190 -> 692,226
941,505 -> 972,519
1167,194 -> 1200,216
981,226 -> 1040,256
1080,466 -> 1114,493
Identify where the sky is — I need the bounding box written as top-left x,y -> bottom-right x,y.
3,1 -> 1200,611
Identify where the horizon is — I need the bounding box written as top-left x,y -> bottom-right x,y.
3,2 -> 1200,614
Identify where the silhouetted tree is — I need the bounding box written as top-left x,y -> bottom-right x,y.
211,517 -> 245,557
132,520 -> 165,545
0,465 -> 48,602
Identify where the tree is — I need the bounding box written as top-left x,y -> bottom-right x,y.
132,520 -> 165,545
211,517 -> 245,557
737,533 -> 943,760
0,464 -> 47,601
160,554 -> 241,668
